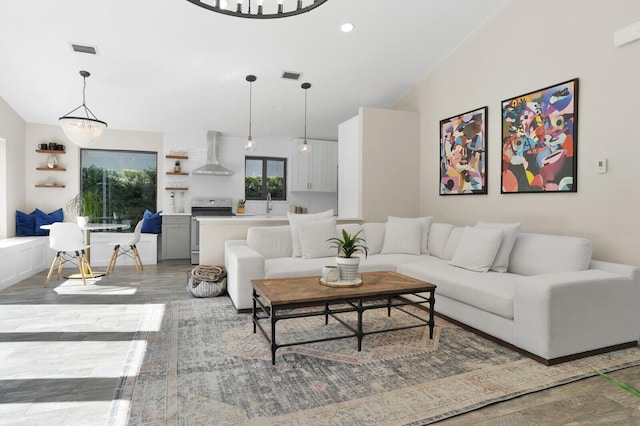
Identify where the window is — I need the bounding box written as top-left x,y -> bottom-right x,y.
245,156 -> 286,200
80,149 -> 157,229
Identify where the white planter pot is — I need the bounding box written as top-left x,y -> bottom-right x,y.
76,216 -> 89,226
335,256 -> 360,281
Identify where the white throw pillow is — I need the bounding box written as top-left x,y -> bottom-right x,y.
428,223 -> 455,259
449,226 -> 504,272
381,221 -> 422,255
443,227 -> 464,260
388,216 -> 433,254
287,209 -> 334,257
475,221 -> 521,273
298,217 -> 337,259
361,223 -> 385,255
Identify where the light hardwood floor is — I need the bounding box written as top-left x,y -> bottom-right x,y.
0,262 -> 638,425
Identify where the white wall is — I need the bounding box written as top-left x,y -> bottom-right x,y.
394,0 -> 640,265
24,123 -> 163,215
0,96 -> 26,238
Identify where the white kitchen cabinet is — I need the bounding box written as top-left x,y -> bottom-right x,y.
290,139 -> 338,192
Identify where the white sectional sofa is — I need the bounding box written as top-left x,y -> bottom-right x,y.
223,216 -> 640,364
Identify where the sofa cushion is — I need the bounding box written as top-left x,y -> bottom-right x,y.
287,209 -> 334,257
362,223 -> 385,255
509,233 -> 592,276
299,217 -> 337,259
381,221 -> 422,255
397,259 -> 516,319
34,208 -> 64,236
449,226 -> 503,272
247,226 -> 293,259
360,253 -> 428,272
16,210 -> 36,236
388,216 -> 433,254
337,223 -> 363,238
265,257 -> 332,278
443,227 -> 464,260
141,210 -> 162,234
428,223 -> 455,259
475,221 -> 521,273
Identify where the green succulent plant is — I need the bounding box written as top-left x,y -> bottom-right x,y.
327,229 -> 369,258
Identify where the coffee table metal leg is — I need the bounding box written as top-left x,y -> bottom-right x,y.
429,289 -> 435,339
357,298 -> 363,351
252,289 -> 257,333
324,302 -> 329,325
271,307 -> 277,365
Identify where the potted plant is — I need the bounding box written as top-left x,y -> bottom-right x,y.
174,160 -> 181,172
65,192 -> 103,225
327,229 -> 369,280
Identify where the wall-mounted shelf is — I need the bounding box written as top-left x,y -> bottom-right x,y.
36,149 -> 66,154
35,184 -> 66,188
166,154 -> 188,159
36,167 -> 66,171
166,171 -> 188,175
165,187 -> 188,190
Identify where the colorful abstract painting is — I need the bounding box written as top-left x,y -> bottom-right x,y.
501,79 -> 578,193
440,106 -> 488,195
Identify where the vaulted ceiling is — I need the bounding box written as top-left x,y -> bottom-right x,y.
0,0 -> 509,141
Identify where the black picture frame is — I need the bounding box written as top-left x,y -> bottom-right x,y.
439,106 -> 488,195
500,78 -> 579,193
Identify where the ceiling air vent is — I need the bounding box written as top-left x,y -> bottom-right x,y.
281,71 -> 302,81
70,43 -> 98,55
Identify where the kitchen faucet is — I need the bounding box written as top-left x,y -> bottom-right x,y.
266,192 -> 272,214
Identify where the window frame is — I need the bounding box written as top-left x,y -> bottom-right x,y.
79,148 -> 158,229
244,156 -> 287,201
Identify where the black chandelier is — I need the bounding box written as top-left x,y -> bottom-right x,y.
185,0 -> 328,19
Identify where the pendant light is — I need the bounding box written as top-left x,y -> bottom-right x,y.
299,82 -> 312,154
244,74 -> 257,152
59,70 -> 108,147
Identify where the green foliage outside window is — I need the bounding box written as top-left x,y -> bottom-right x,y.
82,165 -> 157,228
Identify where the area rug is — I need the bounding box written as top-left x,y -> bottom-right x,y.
109,297 -> 640,425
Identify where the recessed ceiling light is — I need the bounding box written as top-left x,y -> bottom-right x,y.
341,22 -> 354,33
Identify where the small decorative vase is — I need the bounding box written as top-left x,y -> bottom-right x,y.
336,257 -> 360,281
76,216 -> 89,226
47,155 -> 58,168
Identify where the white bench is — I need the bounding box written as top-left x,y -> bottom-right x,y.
0,237 -> 50,290
86,232 -> 158,267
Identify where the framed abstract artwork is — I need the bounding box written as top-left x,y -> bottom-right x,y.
439,106 -> 488,195
501,78 -> 578,193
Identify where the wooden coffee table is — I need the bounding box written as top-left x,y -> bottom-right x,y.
252,271 -> 436,364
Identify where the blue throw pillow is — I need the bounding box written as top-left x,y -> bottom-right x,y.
16,210 -> 36,236
141,209 -> 162,234
34,208 -> 64,236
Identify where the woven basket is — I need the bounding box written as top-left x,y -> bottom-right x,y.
187,265 -> 227,298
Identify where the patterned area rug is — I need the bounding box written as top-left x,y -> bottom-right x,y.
110,297 -> 640,425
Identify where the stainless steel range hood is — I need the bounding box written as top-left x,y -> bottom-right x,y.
192,131 -> 234,176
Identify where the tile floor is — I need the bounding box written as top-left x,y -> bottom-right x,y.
0,261 -> 639,425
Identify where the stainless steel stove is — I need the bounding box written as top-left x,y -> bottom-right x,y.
190,198 -> 235,264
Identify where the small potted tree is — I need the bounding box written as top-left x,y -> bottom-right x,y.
327,229 -> 368,281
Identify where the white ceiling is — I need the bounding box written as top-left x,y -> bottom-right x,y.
0,0 -> 508,141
